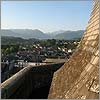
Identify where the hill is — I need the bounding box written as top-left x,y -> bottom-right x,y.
53,30 -> 84,40
1,29 -> 49,39
1,29 -> 84,40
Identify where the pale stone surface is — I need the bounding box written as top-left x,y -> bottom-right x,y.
48,0 -> 99,99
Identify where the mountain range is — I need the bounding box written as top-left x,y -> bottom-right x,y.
1,29 -> 84,40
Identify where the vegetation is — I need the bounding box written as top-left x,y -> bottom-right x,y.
1,45 -> 19,55
1,36 -> 81,57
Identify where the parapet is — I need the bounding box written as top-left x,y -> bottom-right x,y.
1,62 -> 64,98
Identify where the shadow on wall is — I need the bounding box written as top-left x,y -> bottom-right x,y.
1,62 -> 64,99
28,82 -> 52,99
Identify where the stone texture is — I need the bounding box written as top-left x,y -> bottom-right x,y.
48,0 -> 99,99
1,62 -> 64,99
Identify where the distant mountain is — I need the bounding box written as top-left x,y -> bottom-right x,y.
1,29 -> 84,40
46,30 -> 66,36
53,30 -> 84,40
1,29 -> 49,39
1,30 -> 21,37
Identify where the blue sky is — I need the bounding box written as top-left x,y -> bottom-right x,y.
1,1 -> 93,33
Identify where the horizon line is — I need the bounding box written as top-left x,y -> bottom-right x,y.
1,28 -> 85,33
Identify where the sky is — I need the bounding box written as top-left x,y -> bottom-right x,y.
1,1 -> 93,33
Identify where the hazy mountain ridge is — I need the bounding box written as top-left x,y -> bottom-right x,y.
54,30 -> 84,40
1,29 -> 84,40
1,29 -> 49,39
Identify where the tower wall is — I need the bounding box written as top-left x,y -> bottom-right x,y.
48,0 -> 99,99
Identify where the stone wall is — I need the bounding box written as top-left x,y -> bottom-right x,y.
1,62 -> 64,99
48,0 -> 99,99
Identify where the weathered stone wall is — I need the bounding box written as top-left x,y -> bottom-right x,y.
1,62 -> 64,99
48,0 -> 99,99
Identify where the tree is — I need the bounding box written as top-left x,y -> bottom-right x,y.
5,48 -> 10,54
